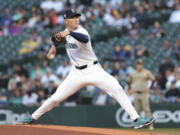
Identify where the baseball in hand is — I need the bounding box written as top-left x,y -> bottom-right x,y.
50,54 -> 55,59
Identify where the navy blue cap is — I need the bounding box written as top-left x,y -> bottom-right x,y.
63,9 -> 81,19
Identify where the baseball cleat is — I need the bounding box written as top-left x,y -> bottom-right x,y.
134,117 -> 156,129
19,116 -> 36,124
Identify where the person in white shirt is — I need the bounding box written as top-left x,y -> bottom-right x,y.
21,9 -> 155,129
22,91 -> 38,106
56,61 -> 71,78
40,0 -> 54,11
169,4 -> 180,23
41,68 -> 59,88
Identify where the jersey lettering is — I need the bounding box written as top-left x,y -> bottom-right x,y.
65,43 -> 78,49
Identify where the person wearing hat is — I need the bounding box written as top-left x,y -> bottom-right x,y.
128,59 -> 155,130
21,9 -> 156,129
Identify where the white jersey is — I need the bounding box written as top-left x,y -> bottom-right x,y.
65,25 -> 97,66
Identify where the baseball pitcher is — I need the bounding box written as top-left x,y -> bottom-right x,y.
21,9 -> 155,129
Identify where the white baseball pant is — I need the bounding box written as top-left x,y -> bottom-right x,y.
32,64 -> 139,121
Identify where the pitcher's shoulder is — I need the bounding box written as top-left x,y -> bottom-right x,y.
76,25 -> 89,34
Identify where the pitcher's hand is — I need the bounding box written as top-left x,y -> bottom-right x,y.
47,45 -> 56,59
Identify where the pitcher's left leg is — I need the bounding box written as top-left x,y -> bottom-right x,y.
91,66 -> 139,121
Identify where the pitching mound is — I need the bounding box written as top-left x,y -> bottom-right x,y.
0,125 -> 167,135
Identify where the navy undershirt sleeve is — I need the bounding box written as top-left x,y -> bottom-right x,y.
70,31 -> 89,43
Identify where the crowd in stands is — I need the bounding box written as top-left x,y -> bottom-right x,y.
0,39 -> 180,107
0,0 -> 180,36
0,0 -> 180,107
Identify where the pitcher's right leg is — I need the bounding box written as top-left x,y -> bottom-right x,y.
31,70 -> 85,121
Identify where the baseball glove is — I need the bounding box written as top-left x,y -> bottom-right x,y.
51,33 -> 66,46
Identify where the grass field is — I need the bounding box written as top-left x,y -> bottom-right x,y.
119,128 -> 180,135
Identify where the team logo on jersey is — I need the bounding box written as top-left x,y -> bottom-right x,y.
65,43 -> 78,49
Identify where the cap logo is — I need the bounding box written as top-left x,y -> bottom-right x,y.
71,9 -> 75,13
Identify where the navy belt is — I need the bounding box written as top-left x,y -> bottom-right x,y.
75,61 -> 98,70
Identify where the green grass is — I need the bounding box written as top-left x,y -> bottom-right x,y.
117,128 -> 180,135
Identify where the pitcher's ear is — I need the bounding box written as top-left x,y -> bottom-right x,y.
64,19 -> 68,25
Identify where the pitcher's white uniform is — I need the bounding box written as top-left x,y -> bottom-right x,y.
32,25 -> 139,121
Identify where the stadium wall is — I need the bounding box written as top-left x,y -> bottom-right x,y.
0,104 -> 180,128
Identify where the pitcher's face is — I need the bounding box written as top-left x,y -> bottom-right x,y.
65,16 -> 80,30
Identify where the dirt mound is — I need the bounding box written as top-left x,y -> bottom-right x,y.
0,125 -> 167,135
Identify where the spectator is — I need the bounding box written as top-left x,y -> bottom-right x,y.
64,92 -> 79,107
39,37 -> 51,54
0,8 -> 12,28
155,0 -> 167,10
102,63 -> 112,74
46,80 -> 57,96
41,68 -> 59,88
37,90 -> 46,106
111,45 -> 126,61
162,41 -> 172,58
174,69 -> 180,89
124,44 -> 132,58
102,10 -> 115,26
21,82 -> 30,95
8,72 -> 20,91
53,0 -> 64,13
142,0 -> 154,11
19,37 -> 39,55
40,0 -> 54,11
33,79 -> 44,91
89,13 -> 103,28
151,89 -> 165,103
49,10 -> 58,27
13,64 -> 29,78
21,9 -> 28,26
113,11 -> 124,28
29,29 -> 42,44
150,21 -> 165,38
27,13 -> 40,28
119,63 -> 132,80
165,82 -> 180,102
56,61 -> 71,79
111,62 -> 121,77
19,75 -> 28,88
2,24 -> 9,36
0,72 -> 9,92
110,0 -> 123,9
169,4 -> 180,23
167,0 -> 176,9
9,21 -> 22,35
159,58 -> 174,77
0,28 -> 2,36
165,69 -> 175,90
171,40 -> 180,60
30,65 -> 46,79
134,6 -> 147,27
12,7 -> 23,25
128,22 -> 143,38
19,29 -> 41,55
22,90 -> 38,106
134,44 -> 149,58
9,88 -> 23,106
0,92 -> 8,107
152,72 -> 167,90
93,91 -> 108,106
42,14 -> 53,28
